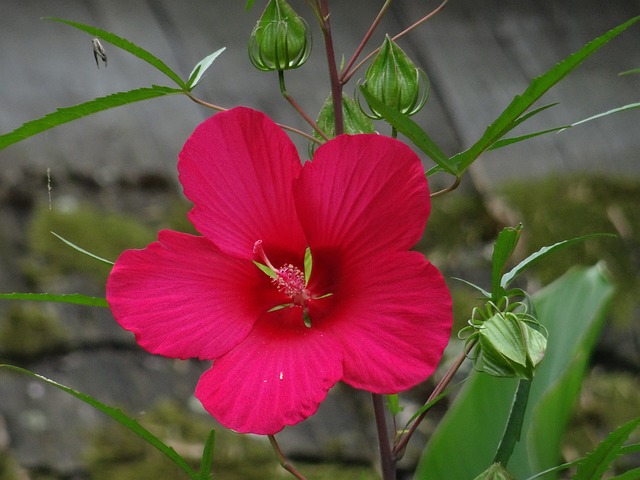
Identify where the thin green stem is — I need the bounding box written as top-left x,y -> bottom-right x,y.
186,92 -> 322,145
317,0 -> 344,135
268,434 -> 308,480
393,340 -> 474,459
341,0 -> 449,84
339,0 -> 393,84
430,175 -> 461,198
372,394 -> 396,480
494,378 -> 532,466
278,70 -> 330,141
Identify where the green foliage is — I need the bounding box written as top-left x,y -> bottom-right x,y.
187,48 -> 227,90
501,175 -> 640,328
573,417 -> 640,480
28,203 -> 156,283
1,366 -> 200,478
0,304 -> 70,358
0,86 -> 182,151
0,292 -> 107,307
415,264 -> 615,479
366,16 -> 640,178
46,18 -> 187,88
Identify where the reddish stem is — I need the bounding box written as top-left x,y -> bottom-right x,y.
317,0 -> 344,135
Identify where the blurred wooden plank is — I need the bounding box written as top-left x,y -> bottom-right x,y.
394,0 -> 640,188
0,0 -> 638,190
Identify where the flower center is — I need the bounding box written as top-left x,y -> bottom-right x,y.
253,240 -> 332,328
272,263 -> 311,307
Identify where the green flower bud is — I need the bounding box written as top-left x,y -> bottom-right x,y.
360,35 -> 429,119
473,463 -> 517,480
309,94 -> 375,156
249,0 -> 311,71
474,311 -> 547,380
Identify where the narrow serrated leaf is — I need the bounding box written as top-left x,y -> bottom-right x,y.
0,292 -> 108,307
491,225 -> 523,301
187,47 -> 226,90
489,126 -> 570,150
0,86 -> 182,150
358,87 -> 455,174
500,233 -> 615,289
51,231 -> 114,265
197,429 -> 216,480
563,102 -> 640,130
449,16 -> 640,174
0,365 -> 199,479
573,417 -> 640,480
610,467 -> 640,480
46,17 -> 187,89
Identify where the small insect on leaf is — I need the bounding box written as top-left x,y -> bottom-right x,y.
92,37 -> 107,68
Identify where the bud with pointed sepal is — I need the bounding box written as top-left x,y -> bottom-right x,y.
359,35 -> 429,119
249,0 -> 311,71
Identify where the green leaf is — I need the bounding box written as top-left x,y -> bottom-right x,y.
304,247 -> 313,285
491,225 -> 523,301
611,467 -> 640,480
253,260 -> 277,278
415,264 -> 614,479
358,87 -> 454,175
197,429 -> 216,480
573,416 -> 640,480
448,16 -> 640,175
46,17 -> 187,89
245,0 -> 256,11
563,102 -> 640,130
0,292 -> 108,307
187,47 -> 226,90
500,233 -> 615,290
51,231 -> 114,265
386,394 -> 403,416
488,126 -> 570,150
0,86 -> 182,150
0,365 -> 199,479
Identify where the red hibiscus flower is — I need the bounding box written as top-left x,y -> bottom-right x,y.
106,107 -> 452,435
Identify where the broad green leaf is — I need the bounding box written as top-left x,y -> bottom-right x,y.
500,233 -> 615,289
51,231 -> 114,265
46,17 -> 187,89
0,86 -> 182,150
197,429 -> 216,480
415,264 -> 614,479
0,292 -> 108,307
0,365 -> 199,479
358,87 -> 454,174
573,416 -> 640,480
187,47 -> 226,90
448,16 -> 640,175
491,225 -> 522,301
245,0 -> 256,11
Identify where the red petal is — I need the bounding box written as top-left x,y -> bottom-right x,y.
179,107 -> 306,261
195,309 -> 343,434
321,251 -> 452,393
107,230 -> 274,360
294,134 -> 430,258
